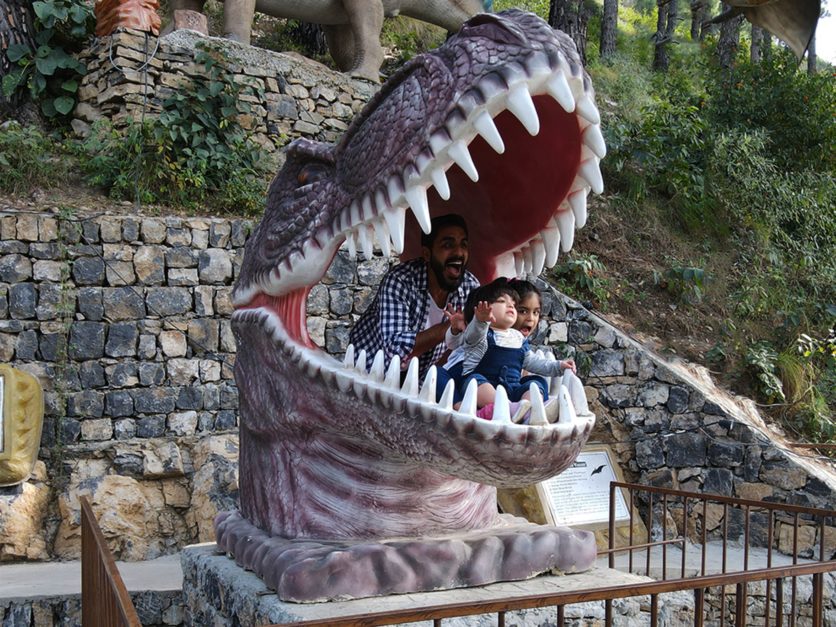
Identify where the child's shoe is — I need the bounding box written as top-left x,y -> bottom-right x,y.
476,403 -> 495,420
510,400 -> 532,424
544,398 -> 560,423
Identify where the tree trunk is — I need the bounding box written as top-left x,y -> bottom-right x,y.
0,0 -> 36,114
807,33 -> 816,74
750,25 -> 761,63
652,0 -> 670,72
600,0 -> 618,60
761,29 -> 771,62
717,3 -> 743,70
548,0 -> 591,65
689,0 -> 703,41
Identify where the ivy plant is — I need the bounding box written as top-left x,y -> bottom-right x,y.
2,0 -> 94,117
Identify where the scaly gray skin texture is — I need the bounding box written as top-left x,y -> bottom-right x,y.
220,10 -> 607,600
165,0 -> 484,80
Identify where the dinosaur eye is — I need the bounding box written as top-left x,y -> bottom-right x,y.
297,163 -> 329,186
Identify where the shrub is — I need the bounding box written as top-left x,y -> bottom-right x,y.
1,0 -> 94,118
0,122 -> 71,193
81,43 -> 273,213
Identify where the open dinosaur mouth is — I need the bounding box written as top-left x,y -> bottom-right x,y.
233,42 -> 600,435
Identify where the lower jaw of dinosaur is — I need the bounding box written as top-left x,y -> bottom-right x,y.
215,509 -> 597,603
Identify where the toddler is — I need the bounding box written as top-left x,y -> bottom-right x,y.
445,278 -> 575,420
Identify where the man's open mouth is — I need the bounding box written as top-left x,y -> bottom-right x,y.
230,11 -> 600,468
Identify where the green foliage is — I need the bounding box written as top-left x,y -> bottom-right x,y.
2,0 -> 94,118
0,122 -> 71,193
654,264 -> 708,305
745,342 -> 785,402
380,17 -> 447,66
550,254 -> 609,304
81,44 -> 272,213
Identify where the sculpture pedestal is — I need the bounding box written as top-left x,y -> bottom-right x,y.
181,543 -> 658,626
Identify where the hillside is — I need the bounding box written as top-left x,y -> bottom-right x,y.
1,0 -> 834,447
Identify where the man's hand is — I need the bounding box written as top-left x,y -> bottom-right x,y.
560,359 -> 577,374
445,304 -> 466,335
474,301 -> 495,324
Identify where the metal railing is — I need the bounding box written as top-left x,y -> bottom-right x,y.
269,482 -> 836,627
80,496 -> 141,627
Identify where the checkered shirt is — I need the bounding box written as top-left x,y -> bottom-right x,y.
349,258 -> 479,380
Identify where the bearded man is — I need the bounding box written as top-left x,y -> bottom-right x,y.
349,214 -> 479,384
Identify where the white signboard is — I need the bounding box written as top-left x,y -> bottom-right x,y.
539,449 -> 630,527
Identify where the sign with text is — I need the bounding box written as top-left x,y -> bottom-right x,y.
537,447 -> 630,528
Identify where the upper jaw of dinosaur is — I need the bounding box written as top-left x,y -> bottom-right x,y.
231,10 -> 601,457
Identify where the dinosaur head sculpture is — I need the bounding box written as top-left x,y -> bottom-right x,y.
222,12 -> 603,598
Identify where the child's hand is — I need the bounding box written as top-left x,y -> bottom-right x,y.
445,304 -> 465,334
560,359 -> 577,374
474,301 -> 495,324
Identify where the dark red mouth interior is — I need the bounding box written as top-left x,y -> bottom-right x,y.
402,94 -> 582,283
247,291 -> 314,347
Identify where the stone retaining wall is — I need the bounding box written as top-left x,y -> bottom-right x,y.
1,205 -> 832,568
71,29 -> 376,149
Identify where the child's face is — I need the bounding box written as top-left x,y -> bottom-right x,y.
515,293 -> 541,338
490,294 -> 517,330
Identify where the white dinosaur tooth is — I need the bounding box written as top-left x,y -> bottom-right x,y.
401,357 -> 420,397
473,111 -> 505,154
419,366 -> 437,402
576,94 -> 601,125
439,379 -> 455,410
357,224 -> 374,260
460,378 -> 478,416
404,185 -> 432,234
343,344 -> 355,369
448,140 -> 479,182
530,239 -> 546,276
583,124 -> 607,159
541,226 -> 561,268
429,131 -> 450,157
492,386 -> 512,424
430,168 -> 451,201
354,349 -> 368,373
335,369 -> 353,393
375,189 -> 390,213
514,251 -> 524,277
382,207 -> 406,254
522,246 -> 533,274
556,209 -> 575,252
384,354 -> 401,389
546,71 -> 575,112
579,158 -> 604,195
370,350 -> 386,381
562,369 -> 589,415
568,189 -> 588,229
528,383 -> 548,425
373,219 -> 391,257
345,230 -> 357,259
558,385 -> 577,424
506,83 -> 540,136
387,175 -> 404,205
349,200 -> 362,226
361,194 -> 375,220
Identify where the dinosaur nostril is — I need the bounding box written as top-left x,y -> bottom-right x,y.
458,13 -> 528,47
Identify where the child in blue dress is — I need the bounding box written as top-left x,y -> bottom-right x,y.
445,278 -> 575,420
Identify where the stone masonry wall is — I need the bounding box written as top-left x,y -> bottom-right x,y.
1,207 -> 833,569
71,28 -> 376,149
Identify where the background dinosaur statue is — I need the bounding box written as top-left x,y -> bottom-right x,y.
713,0 -> 821,59
216,9 -> 607,602
166,0 -> 488,81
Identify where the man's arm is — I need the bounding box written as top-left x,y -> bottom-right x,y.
407,321 -> 450,361
376,267 -> 434,363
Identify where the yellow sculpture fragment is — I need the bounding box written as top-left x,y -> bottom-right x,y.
0,366 -> 44,487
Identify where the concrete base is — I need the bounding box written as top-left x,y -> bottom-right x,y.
181,543 -> 658,626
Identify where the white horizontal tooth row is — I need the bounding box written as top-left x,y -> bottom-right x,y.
238,311 -> 595,435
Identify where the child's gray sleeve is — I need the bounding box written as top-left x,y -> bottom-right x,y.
445,327 -> 463,350
460,319 -> 489,375
522,351 -> 565,376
